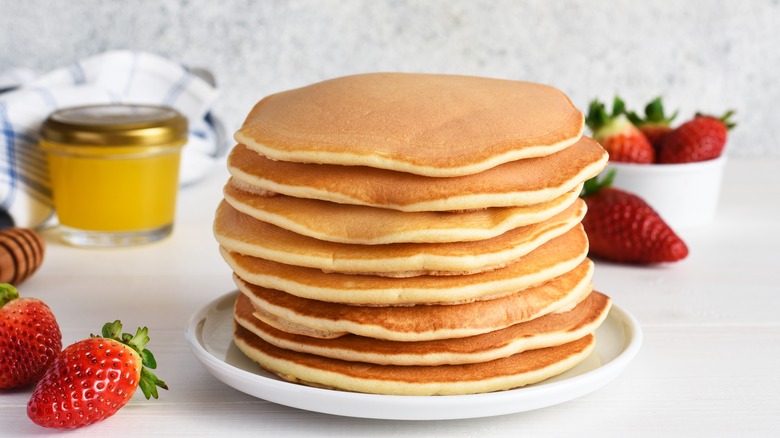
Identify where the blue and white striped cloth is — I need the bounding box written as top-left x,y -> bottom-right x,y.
0,50 -> 228,228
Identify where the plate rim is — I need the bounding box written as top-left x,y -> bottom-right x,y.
184,290 -> 642,420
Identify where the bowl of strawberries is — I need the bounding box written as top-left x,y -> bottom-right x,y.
587,97 -> 735,229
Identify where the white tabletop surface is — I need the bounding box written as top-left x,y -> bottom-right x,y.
3,157 -> 779,437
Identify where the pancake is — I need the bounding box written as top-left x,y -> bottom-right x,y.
235,258 -> 593,341
235,291 -> 609,366
223,180 -> 583,245
234,324 -> 595,395
214,198 -> 586,276
234,73 -> 584,177
227,137 -> 607,212
220,225 -> 589,305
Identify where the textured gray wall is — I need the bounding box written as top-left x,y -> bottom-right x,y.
1,0 -> 778,158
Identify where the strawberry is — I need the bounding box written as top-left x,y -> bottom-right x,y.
27,320 -> 167,429
586,97 -> 655,164
626,97 -> 678,154
658,111 -> 736,164
580,170 -> 688,264
0,283 -> 62,389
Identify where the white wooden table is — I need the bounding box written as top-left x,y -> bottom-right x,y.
3,157 -> 779,437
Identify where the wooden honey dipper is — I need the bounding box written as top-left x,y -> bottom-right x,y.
0,227 -> 46,285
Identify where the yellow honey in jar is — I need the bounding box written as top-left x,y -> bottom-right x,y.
40,104 -> 187,247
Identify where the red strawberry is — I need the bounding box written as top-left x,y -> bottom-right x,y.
0,283 -> 62,389
626,97 -> 678,154
586,97 -> 655,164
580,171 -> 688,264
27,320 -> 167,429
658,111 -> 735,164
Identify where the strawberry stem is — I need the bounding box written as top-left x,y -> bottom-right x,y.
695,109 -> 737,130
612,96 -> 626,116
92,320 -> 169,399
0,283 -> 19,307
628,96 -> 678,126
586,97 -> 626,132
719,110 -> 737,130
586,100 -> 609,131
581,169 -> 617,198
124,326 -> 151,353
586,96 -> 637,141
102,320 -> 123,339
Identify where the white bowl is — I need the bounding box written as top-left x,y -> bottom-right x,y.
604,155 -> 727,230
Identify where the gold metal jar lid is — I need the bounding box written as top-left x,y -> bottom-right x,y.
40,104 -> 188,147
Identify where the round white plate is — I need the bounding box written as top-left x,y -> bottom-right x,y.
185,291 -> 642,421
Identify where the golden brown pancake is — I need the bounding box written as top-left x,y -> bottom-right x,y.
220,225 -> 589,305
234,73 -> 584,177
234,258 -> 594,342
214,198 -> 586,276
233,324 -> 595,395
227,137 -> 607,211
234,290 -> 610,366
223,180 -> 583,244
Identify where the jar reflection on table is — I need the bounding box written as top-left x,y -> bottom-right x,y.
40,104 -> 187,247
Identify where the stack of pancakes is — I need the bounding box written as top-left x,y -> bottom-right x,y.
215,73 -> 611,396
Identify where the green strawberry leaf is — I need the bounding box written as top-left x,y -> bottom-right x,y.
586,96 -> 634,139
0,283 -> 19,307
627,97 -> 678,127
141,349 -> 158,369
581,169 -> 617,198
586,99 -> 610,131
139,367 -> 169,399
644,97 -> 678,124
96,320 -> 123,339
611,96 -> 626,117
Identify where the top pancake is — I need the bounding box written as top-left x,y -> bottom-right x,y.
235,73 -> 585,177
227,137 -> 607,212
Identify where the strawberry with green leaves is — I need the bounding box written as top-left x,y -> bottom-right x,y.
0,283 -> 62,389
658,111 -> 736,164
581,170 -> 688,264
27,320 -> 168,429
586,97 -> 655,164
627,97 -> 678,153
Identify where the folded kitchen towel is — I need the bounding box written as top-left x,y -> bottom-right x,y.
0,50 -> 228,228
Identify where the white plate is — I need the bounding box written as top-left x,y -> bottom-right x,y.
185,291 -> 642,421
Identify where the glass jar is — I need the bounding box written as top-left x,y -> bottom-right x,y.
40,104 -> 187,247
